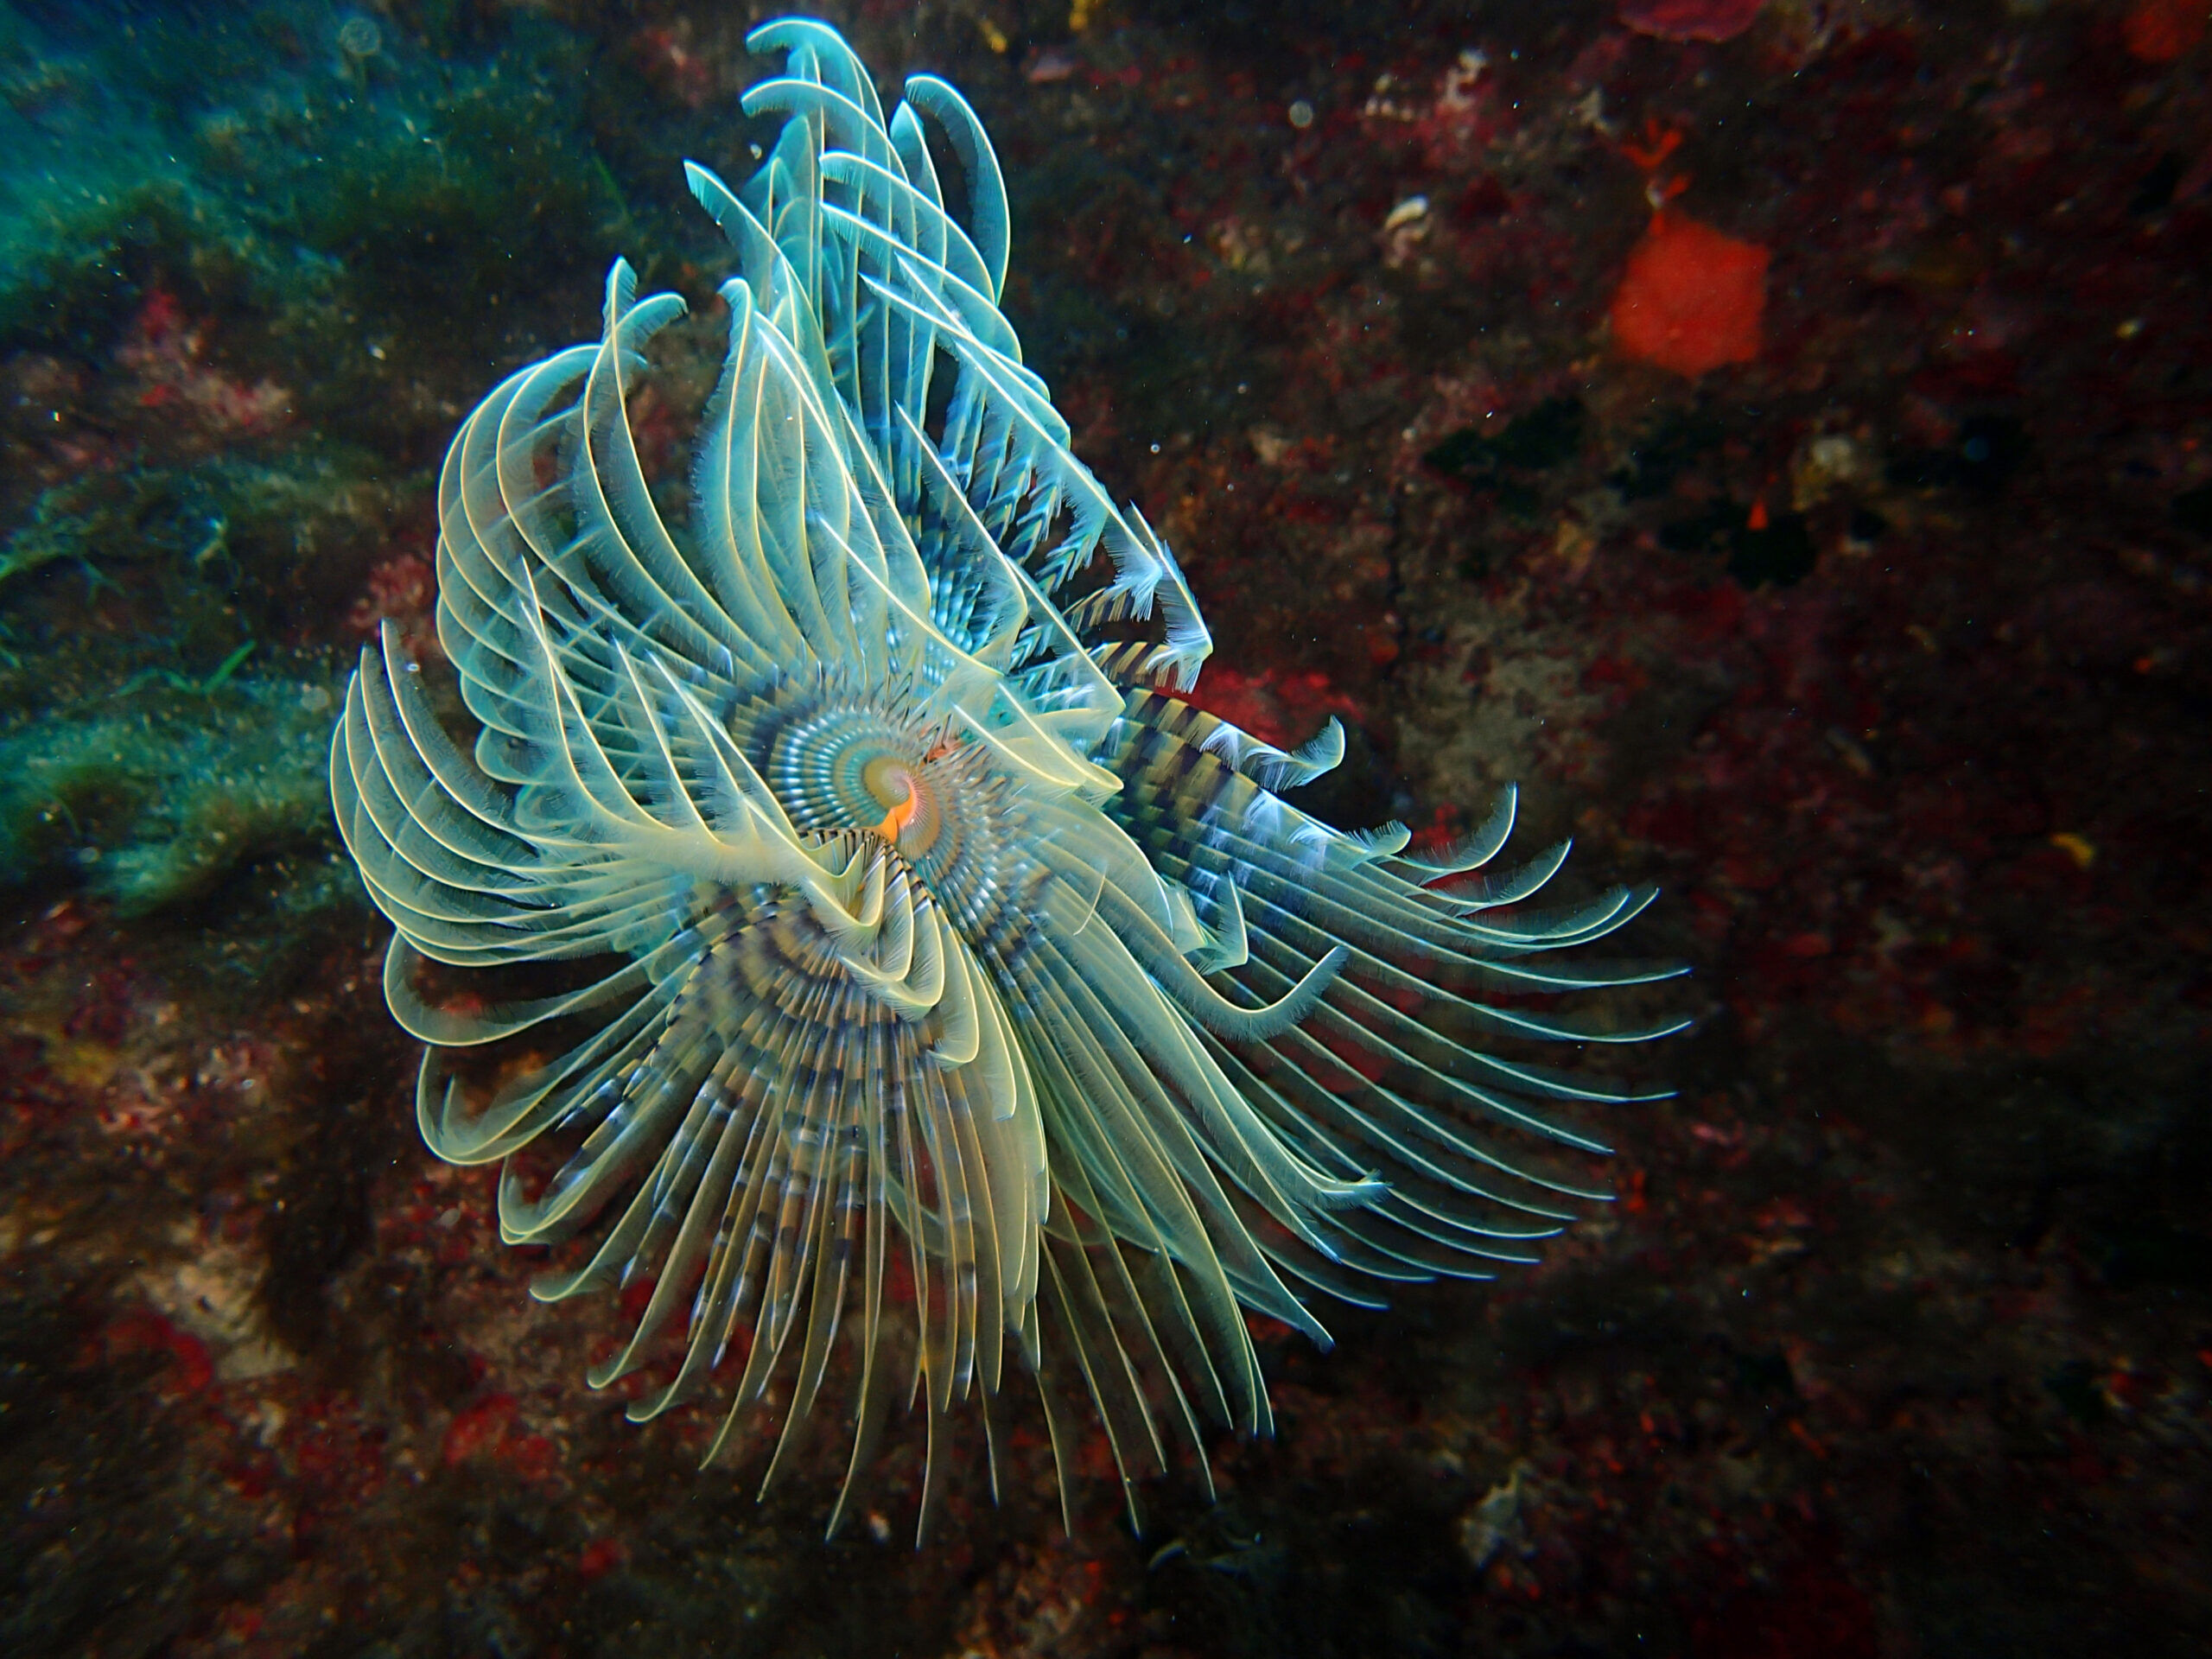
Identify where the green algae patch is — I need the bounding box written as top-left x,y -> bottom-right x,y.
0,672 -> 345,915
0,450 -> 406,600
1,6 -> 632,435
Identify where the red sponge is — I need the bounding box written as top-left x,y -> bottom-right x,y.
2124,0 -> 2206,64
1610,208 -> 1769,378
1619,0 -> 1767,42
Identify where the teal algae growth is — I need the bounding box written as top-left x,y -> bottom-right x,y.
0,0 -> 628,928
330,17 -> 1684,1538
0,670 -> 340,916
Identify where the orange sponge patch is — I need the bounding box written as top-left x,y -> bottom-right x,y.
1610,209 -> 1770,378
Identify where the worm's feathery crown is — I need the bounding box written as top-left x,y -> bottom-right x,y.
329,16 -> 1684,1539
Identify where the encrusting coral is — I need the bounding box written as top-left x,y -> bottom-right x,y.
330,16 -> 1682,1538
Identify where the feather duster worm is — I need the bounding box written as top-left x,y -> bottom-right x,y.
330,17 -> 1684,1537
